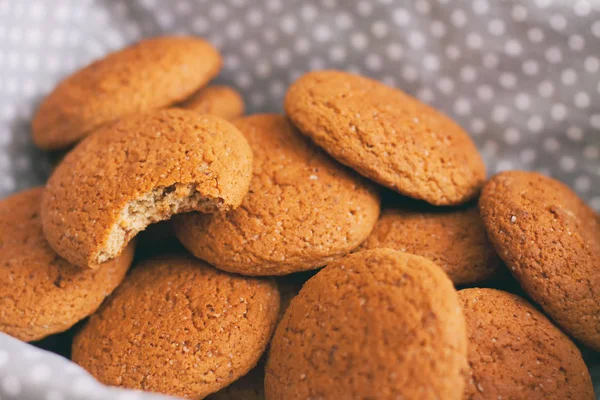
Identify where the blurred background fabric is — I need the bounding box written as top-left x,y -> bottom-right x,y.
0,0 -> 598,399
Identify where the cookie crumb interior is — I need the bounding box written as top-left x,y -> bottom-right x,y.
97,183 -> 222,263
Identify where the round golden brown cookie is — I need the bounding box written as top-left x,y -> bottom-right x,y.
265,248 -> 468,400
42,109 -> 253,269
32,36 -> 221,150
459,288 -> 594,400
0,188 -> 133,342
359,204 -> 504,285
173,114 -> 380,275
72,253 -> 280,399
284,70 -> 486,206
181,85 -> 245,120
479,171 -> 600,351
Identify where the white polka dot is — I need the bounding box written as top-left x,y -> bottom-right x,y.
538,80 -> 555,98
590,114 -> 600,129
423,54 -> 440,71
45,390 -> 64,400
477,84 -> 494,101
511,4 -> 528,21
320,0 -> 337,9
437,77 -> 455,95
225,21 -> 244,39
192,16 -> 208,33
460,65 -> 477,82
451,9 -> 467,28
584,56 -> 599,73
273,48 -> 291,67
235,73 -> 253,89
544,138 -> 560,152
520,148 -> 537,163
366,54 -> 383,71
3,375 -> 21,396
566,126 -> 584,141
515,93 -> 531,110
505,39 -> 523,57
329,46 -> 346,62
335,12 -> 353,29
472,0 -> 490,14
156,11 -> 174,29
386,43 -> 404,60
504,127 -> 521,144
584,145 -> 599,159
550,14 -> 567,31
560,156 -> 576,172
53,3 -> 70,21
0,350 -> 8,368
371,20 -> 389,38
417,87 -> 435,103
482,53 -> 499,69
470,118 -> 486,135
415,0 -> 431,14
454,97 -> 471,116
574,176 -> 591,192
592,20 -> 600,38
30,363 -> 52,384
401,65 -> 418,82
300,5 -> 317,21
430,20 -> 447,38
294,37 -> 310,54
245,8 -> 262,26
30,2 -> 46,20
309,57 -> 325,71
488,19 -> 505,36
267,0 -> 283,11
356,1 -> 373,16
527,27 -> 544,43
573,0 -> 592,16
250,91 -> 266,108
313,25 -> 332,42
482,140 -> 498,157
392,8 -> 411,26
545,47 -> 563,64
551,103 -> 567,121
568,35 -> 585,51
574,92 -> 590,109
350,33 -> 368,50
243,40 -> 260,58
561,68 -> 578,85
269,81 -> 285,97
445,45 -> 461,61
224,54 -> 240,70
408,31 -> 426,49
72,376 -> 97,396
496,160 -> 514,173
280,15 -> 297,34
466,32 -> 483,49
499,72 -> 517,89
492,105 -> 509,123
522,59 -> 539,76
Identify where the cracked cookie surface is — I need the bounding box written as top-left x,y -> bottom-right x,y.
0,188 -> 133,342
42,109 -> 253,269
265,248 -> 467,400
72,253 -> 280,399
359,204 -> 504,285
174,114 -> 380,275
284,70 -> 486,206
479,171 -> 600,351
459,288 -> 594,400
32,36 -> 221,150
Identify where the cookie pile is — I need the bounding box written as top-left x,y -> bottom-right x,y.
0,36 -> 596,399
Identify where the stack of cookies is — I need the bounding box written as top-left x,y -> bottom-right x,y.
0,36 -> 597,400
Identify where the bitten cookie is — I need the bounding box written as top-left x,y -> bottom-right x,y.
174,114 -> 380,275
32,36 -> 221,150
359,204 -> 504,285
42,109 -> 253,269
285,70 -> 486,206
181,85 -> 245,120
265,248 -> 468,400
72,254 -> 280,399
479,171 -> 600,351
459,288 -> 594,400
0,188 -> 133,342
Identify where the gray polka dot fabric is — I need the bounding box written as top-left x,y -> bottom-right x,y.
0,0 -> 598,399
